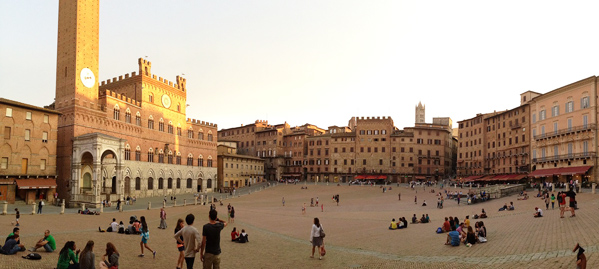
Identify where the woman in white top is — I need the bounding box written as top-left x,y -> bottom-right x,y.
310,217 -> 324,259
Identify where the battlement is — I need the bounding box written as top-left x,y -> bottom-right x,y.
187,118 -> 218,128
356,116 -> 392,121
100,71 -> 138,86
254,120 -> 268,124
102,89 -> 141,107
137,57 -> 186,92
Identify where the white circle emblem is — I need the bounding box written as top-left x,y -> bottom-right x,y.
162,94 -> 172,108
80,68 -> 95,88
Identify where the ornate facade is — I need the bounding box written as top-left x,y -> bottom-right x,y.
54,0 -> 217,207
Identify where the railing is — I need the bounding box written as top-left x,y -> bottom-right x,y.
532,152 -> 596,163
534,124 -> 596,140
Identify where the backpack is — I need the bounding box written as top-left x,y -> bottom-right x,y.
22,253 -> 42,260
436,227 -> 443,234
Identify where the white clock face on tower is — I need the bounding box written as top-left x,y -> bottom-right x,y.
162,94 -> 172,108
80,68 -> 96,88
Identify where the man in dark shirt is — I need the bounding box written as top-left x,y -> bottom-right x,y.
200,210 -> 227,268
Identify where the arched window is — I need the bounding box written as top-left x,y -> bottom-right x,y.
159,118 -> 165,132
158,149 -> 164,163
148,115 -> 154,129
135,112 -> 141,126
167,178 -> 173,189
135,146 -> 141,161
186,178 -> 192,188
176,151 -> 181,165
135,177 -> 141,190
125,109 -> 131,123
207,131 -> 213,141
176,178 -> 181,189
198,155 -> 204,167
167,150 -> 173,164
147,148 -> 154,162
168,121 -> 174,134
187,153 -> 193,166
159,178 -> 164,189
113,105 -> 120,120
207,178 -> 212,188
207,156 -> 213,167
148,177 -> 154,190
124,144 -> 131,160
198,132 -> 204,140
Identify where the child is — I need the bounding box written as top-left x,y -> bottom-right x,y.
302,203 -> 306,215
15,208 -> 20,226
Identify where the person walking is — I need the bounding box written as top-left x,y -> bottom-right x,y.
545,194 -> 550,210
310,217 -> 325,260
38,200 -> 44,214
200,210 -> 227,269
174,218 -> 186,269
139,216 -> 156,258
282,197 -> 285,206
230,207 -> 235,223
14,208 -> 20,226
227,204 -> 232,223
159,208 -> 167,229
550,193 -> 555,210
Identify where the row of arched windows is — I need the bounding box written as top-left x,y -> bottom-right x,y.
113,105 -> 213,141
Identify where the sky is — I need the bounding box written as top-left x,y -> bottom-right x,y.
2,1 -> 599,130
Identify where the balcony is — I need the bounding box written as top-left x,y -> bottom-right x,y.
534,124 -> 596,140
417,154 -> 440,159
532,152 -> 596,164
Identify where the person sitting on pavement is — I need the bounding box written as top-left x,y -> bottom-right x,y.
422,200 -> 427,206
389,219 -> 398,230
401,217 -> 408,228
462,226 -> 477,246
442,217 -> 451,232
29,230 -> 56,252
412,214 -> 418,224
425,214 -> 431,223
534,207 -> 543,218
499,203 -> 508,211
237,229 -> 249,243
419,214 -> 427,224
5,227 -> 25,252
1,234 -> 22,255
456,223 -> 466,238
231,227 -> 241,240
508,202 -> 515,211
445,225 -> 460,246
480,209 -> 487,218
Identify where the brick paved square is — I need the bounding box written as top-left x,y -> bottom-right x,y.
0,183 -> 594,268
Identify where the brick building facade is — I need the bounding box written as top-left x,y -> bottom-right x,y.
0,99 -> 60,204
53,0 -> 217,207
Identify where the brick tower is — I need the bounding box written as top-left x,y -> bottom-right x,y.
55,0 -> 100,203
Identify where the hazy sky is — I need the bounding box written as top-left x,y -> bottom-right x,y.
2,1 -> 599,130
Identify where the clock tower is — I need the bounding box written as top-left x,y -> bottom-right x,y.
55,0 -> 99,109
55,0 -> 100,203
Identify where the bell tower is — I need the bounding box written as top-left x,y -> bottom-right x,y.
55,0 -> 100,204
55,0 -> 99,110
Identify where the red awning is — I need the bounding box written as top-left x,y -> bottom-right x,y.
415,176 -> 426,180
505,174 -> 527,181
15,178 -> 57,189
354,175 -> 366,180
378,175 -> 388,180
529,168 -> 561,178
559,166 -> 592,176
529,166 -> 592,178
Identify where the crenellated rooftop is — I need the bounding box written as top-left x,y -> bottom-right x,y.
187,118 -> 218,128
